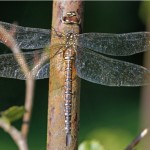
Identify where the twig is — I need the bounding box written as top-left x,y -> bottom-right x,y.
0,119 -> 28,150
0,24 -> 34,140
0,23 -> 49,141
21,51 -> 49,138
0,25 -> 30,76
125,128 -> 148,150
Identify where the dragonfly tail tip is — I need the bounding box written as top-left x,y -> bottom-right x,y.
66,133 -> 72,146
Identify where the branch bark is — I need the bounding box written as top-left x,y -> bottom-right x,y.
47,0 -> 84,149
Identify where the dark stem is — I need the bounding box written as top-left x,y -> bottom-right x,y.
124,129 -> 148,150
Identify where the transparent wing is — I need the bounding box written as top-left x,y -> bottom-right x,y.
77,32 -> 150,56
0,21 -> 50,49
75,47 -> 150,86
0,50 -> 49,80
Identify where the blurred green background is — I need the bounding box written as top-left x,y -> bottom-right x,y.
0,1 -> 147,150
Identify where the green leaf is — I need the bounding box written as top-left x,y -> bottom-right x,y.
0,106 -> 25,123
78,140 -> 104,150
86,128 -> 133,150
0,116 -> 10,125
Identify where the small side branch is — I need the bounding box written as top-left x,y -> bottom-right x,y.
0,24 -> 34,139
0,23 -> 49,140
0,120 -> 28,150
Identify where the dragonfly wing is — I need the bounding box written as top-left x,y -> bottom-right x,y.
36,63 -> 50,79
77,32 -> 150,56
0,50 -> 49,80
0,21 -> 50,49
75,47 -> 150,86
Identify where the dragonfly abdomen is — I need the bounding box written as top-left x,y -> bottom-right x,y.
64,49 -> 75,146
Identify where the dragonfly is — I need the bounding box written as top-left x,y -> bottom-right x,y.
1,16 -> 150,145
0,21 -> 150,86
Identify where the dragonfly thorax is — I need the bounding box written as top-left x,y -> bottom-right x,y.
65,33 -> 78,49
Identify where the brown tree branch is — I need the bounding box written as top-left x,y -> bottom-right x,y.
47,0 -> 84,149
